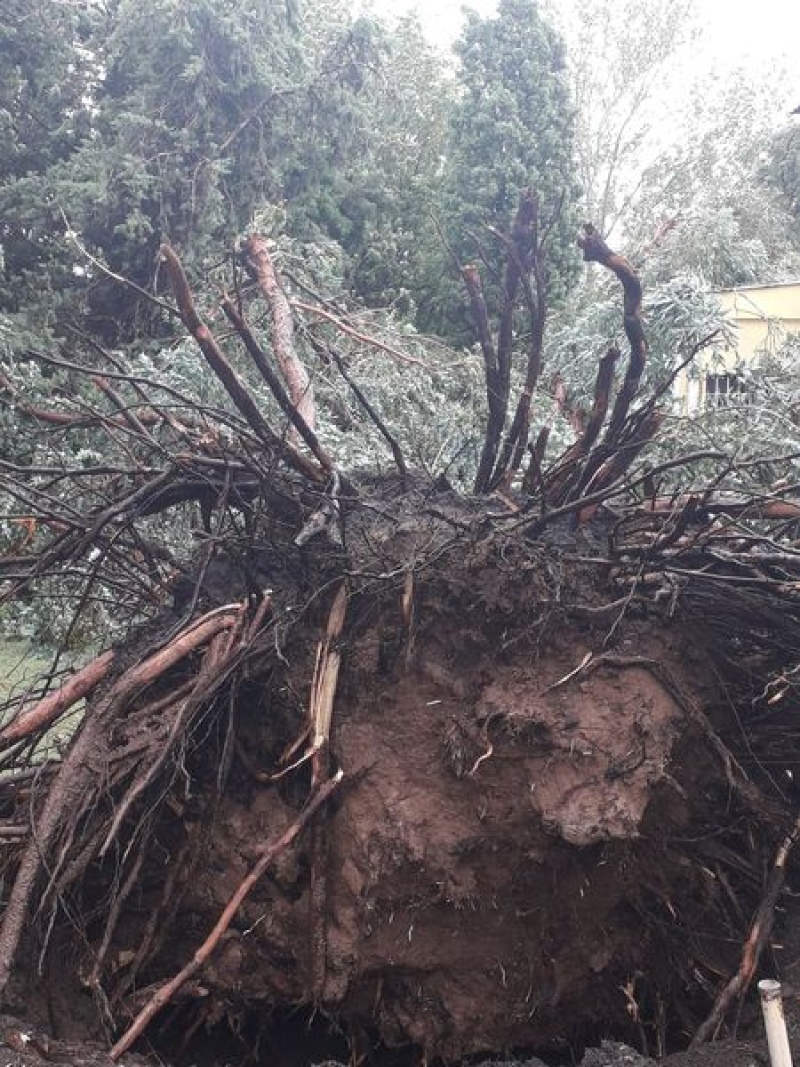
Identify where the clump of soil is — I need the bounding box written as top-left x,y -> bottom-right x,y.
162,537 -> 744,1057
1,481 -> 796,1063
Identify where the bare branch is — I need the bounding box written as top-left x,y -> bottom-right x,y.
159,244 -> 325,484
243,234 -> 316,433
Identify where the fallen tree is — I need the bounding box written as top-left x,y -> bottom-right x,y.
1,209 -> 800,1062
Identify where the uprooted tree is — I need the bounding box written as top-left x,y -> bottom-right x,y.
1,203 -> 800,1062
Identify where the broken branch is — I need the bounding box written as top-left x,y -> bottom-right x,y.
243,234 -> 316,432
159,244 -> 324,484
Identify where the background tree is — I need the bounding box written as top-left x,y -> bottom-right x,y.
0,0 -> 97,342
343,15 -> 454,320
766,116 -> 800,239
0,0 -> 396,346
556,0 -> 696,240
428,0 -> 581,341
626,70 -> 800,286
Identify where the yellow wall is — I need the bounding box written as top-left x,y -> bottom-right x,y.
674,280 -> 800,412
717,282 -> 800,361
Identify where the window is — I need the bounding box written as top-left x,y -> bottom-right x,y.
705,373 -> 750,409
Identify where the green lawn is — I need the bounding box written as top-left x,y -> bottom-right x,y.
0,640 -> 88,758
0,639 -> 54,705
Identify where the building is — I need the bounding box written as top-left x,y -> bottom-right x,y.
676,280 -> 800,413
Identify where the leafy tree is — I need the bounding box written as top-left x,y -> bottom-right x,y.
430,0 -> 581,339
556,0 -> 696,240
624,70 -> 800,287
766,119 -> 800,238
0,0 -> 97,334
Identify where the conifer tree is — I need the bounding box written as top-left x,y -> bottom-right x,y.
0,0 -> 97,328
0,0 -> 392,345
434,0 -> 581,339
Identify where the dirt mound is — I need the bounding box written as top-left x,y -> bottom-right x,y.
1,492 -> 789,1062
154,527 -> 759,1058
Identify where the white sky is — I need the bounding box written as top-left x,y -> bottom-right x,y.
368,0 -> 800,102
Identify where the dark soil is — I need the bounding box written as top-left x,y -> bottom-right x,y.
0,1018 -> 786,1067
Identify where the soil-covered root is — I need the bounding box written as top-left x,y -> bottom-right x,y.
0,498 -> 794,1061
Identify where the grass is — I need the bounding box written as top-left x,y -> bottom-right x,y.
0,639 -> 85,759
0,639 -> 54,705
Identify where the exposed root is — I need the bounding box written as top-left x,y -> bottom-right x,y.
692,814 -> 800,1045
0,651 -> 115,751
0,606 -> 243,998
109,770 -> 343,1060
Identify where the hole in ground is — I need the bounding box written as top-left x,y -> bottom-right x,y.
141,1004 -> 658,1067
147,1005 -> 416,1067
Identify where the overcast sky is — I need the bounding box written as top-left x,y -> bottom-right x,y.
366,0 -> 800,104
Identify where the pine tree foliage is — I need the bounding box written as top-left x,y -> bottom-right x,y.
0,0 -> 97,330
0,0 -> 96,181
434,0 -> 581,338
0,0 -> 433,346
343,15 -> 454,319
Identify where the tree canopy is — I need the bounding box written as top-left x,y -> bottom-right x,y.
2,0 -> 800,557
0,0 -> 450,345
429,0 -> 580,339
